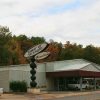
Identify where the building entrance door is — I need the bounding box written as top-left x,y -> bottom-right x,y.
54,78 -> 67,91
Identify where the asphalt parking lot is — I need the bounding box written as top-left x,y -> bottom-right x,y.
0,91 -> 100,100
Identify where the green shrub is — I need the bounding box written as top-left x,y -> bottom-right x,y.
10,81 -> 27,92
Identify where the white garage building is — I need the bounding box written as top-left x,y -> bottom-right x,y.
0,59 -> 100,92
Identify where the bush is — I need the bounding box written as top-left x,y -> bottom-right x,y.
10,81 -> 27,92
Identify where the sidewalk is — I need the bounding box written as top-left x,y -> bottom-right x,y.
0,90 -> 100,100
36,90 -> 100,99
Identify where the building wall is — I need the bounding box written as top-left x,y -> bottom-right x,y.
9,70 -> 31,87
46,78 -> 54,91
0,70 -> 9,92
9,64 -> 31,87
46,62 -> 54,72
35,63 -> 47,88
7,63 -> 47,92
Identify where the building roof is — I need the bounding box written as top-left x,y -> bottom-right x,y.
46,59 -> 100,78
46,59 -> 100,72
55,63 -> 90,71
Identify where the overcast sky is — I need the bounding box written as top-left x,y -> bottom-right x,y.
0,0 -> 100,46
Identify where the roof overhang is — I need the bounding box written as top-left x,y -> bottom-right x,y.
46,70 -> 100,78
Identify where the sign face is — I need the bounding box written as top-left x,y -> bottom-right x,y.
35,52 -> 50,60
24,43 -> 49,57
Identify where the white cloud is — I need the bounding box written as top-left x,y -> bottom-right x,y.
0,0 -> 73,17
0,0 -> 100,46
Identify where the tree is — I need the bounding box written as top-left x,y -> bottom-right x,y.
59,41 -> 83,60
0,26 -> 12,45
0,26 -> 12,65
15,35 -> 28,41
0,47 -> 11,65
83,45 -> 100,64
31,37 -> 45,45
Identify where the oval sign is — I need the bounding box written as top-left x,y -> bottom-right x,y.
24,43 -> 49,57
35,52 -> 50,60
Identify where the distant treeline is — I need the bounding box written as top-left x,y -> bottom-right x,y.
0,26 -> 100,66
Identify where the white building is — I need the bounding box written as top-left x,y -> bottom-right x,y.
0,59 -> 100,92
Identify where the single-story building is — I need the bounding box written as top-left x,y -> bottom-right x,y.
0,59 -> 100,92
